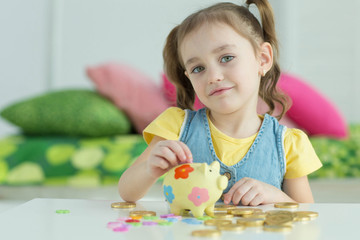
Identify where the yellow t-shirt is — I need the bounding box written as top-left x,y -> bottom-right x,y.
144,107 -> 322,179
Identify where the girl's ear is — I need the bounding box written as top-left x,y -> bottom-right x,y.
259,42 -> 273,76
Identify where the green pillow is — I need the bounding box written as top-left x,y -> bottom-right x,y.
0,89 -> 132,137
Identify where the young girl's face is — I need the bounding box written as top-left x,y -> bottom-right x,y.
181,22 -> 264,115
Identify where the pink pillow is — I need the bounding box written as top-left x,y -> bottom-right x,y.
163,73 -> 348,139
278,73 -> 347,138
162,74 -> 205,110
87,63 -> 169,133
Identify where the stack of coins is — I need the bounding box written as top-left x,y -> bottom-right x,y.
264,210 -> 294,232
213,204 -> 238,212
237,218 -> 265,227
193,202 -> 318,234
213,212 -> 234,219
229,207 -> 266,228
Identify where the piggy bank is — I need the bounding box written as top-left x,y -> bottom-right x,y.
163,161 -> 228,218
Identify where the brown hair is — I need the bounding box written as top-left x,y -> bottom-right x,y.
163,0 -> 289,119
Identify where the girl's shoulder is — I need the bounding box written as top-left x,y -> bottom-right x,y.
164,106 -> 186,116
284,128 -> 310,147
143,107 -> 186,144
155,107 -> 187,123
283,128 -> 322,179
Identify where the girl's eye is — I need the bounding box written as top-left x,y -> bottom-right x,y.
220,56 -> 234,63
192,66 -> 205,73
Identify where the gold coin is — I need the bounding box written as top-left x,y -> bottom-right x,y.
295,211 -> 319,220
229,208 -> 254,216
129,210 -> 156,217
266,210 -> 295,221
293,214 -> 310,222
191,229 -> 221,237
214,204 -> 237,212
217,223 -> 245,232
242,212 -> 267,219
265,214 -> 293,226
263,224 -> 292,232
266,210 -> 294,216
111,202 -> 136,209
237,218 -> 265,227
204,219 -> 232,226
274,202 -> 299,209
213,212 -> 234,219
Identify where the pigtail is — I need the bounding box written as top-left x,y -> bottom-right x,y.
163,26 -> 195,110
246,0 -> 289,120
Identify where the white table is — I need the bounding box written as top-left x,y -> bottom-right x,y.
0,198 -> 358,240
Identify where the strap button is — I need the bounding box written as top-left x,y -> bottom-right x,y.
223,172 -> 231,180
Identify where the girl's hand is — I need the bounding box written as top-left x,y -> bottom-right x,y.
222,177 -> 293,206
147,140 -> 193,178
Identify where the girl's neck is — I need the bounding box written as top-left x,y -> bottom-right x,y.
208,109 -> 262,139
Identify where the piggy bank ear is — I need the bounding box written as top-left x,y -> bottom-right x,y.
209,161 -> 220,171
217,175 -> 228,190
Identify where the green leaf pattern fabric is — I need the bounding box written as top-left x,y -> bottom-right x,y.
0,135 -> 147,186
0,124 -> 359,187
309,124 -> 360,179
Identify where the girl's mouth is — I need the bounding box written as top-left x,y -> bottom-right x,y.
209,87 -> 233,96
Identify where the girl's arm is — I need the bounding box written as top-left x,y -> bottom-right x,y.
118,136 -> 192,202
282,176 -> 314,203
118,138 -> 159,202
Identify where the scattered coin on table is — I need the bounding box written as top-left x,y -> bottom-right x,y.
111,202 -> 136,209
274,202 -> 299,209
106,202 -> 318,236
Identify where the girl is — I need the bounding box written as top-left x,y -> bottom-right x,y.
119,0 -> 322,206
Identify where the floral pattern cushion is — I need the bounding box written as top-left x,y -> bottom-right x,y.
0,124 -> 359,186
309,124 -> 360,178
0,135 -> 146,186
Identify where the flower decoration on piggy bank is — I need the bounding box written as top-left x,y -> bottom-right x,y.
163,161 -> 228,218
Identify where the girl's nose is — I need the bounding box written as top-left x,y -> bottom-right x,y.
207,67 -> 224,84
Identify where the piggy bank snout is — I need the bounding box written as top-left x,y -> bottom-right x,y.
217,175 -> 228,190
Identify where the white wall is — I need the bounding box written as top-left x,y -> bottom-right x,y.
0,0 -> 51,136
277,0 -> 360,123
1,0 -> 359,137
52,0 -> 238,88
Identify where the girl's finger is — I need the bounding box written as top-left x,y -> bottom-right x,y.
224,178 -> 253,205
154,157 -> 170,170
249,193 -> 264,206
223,178 -> 247,199
162,140 -> 189,164
178,141 -> 193,162
153,145 -> 178,166
232,186 -> 250,205
240,187 -> 258,206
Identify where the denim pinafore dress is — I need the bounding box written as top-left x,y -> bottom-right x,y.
179,108 -> 287,194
